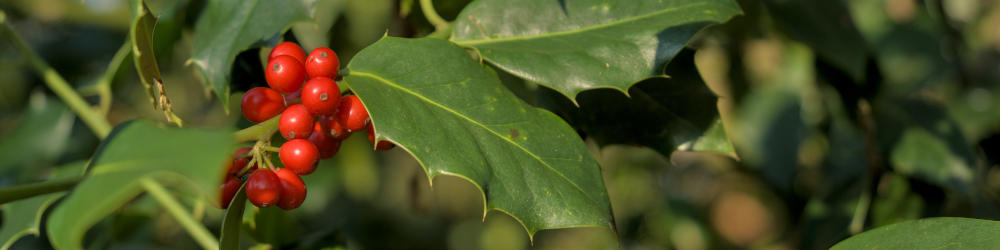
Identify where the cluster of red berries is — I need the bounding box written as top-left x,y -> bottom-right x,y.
220,42 -> 393,210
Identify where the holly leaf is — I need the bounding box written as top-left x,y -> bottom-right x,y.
46,120 -> 233,250
189,0 -> 310,110
344,37 -> 614,239
450,0 -> 740,100
0,162 -> 85,250
832,217 -> 1000,249
131,0 -> 182,126
220,183 -> 247,250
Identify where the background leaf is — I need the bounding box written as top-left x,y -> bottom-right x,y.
46,120 -> 233,250
0,162 -> 85,250
831,217 -> 1000,249
344,37 -> 614,238
450,0 -> 741,100
876,97 -> 976,197
189,0 -> 310,109
539,49 -> 720,157
0,92 -> 74,174
763,0 -> 869,81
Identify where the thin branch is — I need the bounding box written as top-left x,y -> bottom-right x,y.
0,177 -> 83,204
420,0 -> 451,31
140,178 -> 219,250
1,12 -> 112,138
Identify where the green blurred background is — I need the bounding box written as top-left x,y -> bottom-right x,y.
1,0 -> 999,249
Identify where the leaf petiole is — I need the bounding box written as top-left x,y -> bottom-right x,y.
0,176 -> 83,205
419,0 -> 451,31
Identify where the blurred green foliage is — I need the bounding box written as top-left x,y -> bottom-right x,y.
0,0 -> 998,249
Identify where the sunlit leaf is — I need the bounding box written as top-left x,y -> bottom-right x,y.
451,0 -> 741,100
345,37 -> 614,238
832,217 -> 1000,249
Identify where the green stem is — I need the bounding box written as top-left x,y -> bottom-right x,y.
1,12 -> 112,139
261,145 -> 279,152
419,0 -> 450,31
234,116 -> 280,143
91,41 -> 131,115
0,177 -> 83,204
426,24 -> 454,40
849,186 -> 872,234
140,178 -> 219,250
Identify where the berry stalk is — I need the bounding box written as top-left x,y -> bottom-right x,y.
234,115 -> 281,143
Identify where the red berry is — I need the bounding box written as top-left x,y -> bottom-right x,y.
305,47 -> 340,79
319,114 -> 350,139
367,125 -> 395,150
279,104 -> 313,140
308,122 -> 342,159
230,147 -> 252,176
274,168 -> 307,210
220,176 -> 241,209
301,77 -> 341,116
266,55 -> 307,94
336,95 -> 369,132
246,169 -> 281,208
241,87 -> 285,123
279,139 -> 319,175
269,42 -> 306,64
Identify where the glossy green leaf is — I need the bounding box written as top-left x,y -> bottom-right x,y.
450,0 -> 741,100
0,162 -> 85,250
0,92 -> 74,173
831,217 -> 1000,249
130,0 -> 182,126
190,0 -> 310,109
538,49 -> 720,157
344,37 -> 614,238
220,183 -> 247,250
764,0 -> 868,81
46,120 -> 233,250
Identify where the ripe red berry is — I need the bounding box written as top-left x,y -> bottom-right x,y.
269,42 -> 306,64
308,122 -> 342,159
220,176 -> 241,209
336,95 -> 369,132
279,104 -> 313,140
279,139 -> 319,175
301,77 -> 341,116
274,168 -> 307,210
246,169 -> 281,208
319,114 -> 350,139
367,125 -> 395,150
266,55 -> 307,94
241,87 -> 285,123
305,47 -> 340,79
230,147 -> 253,176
